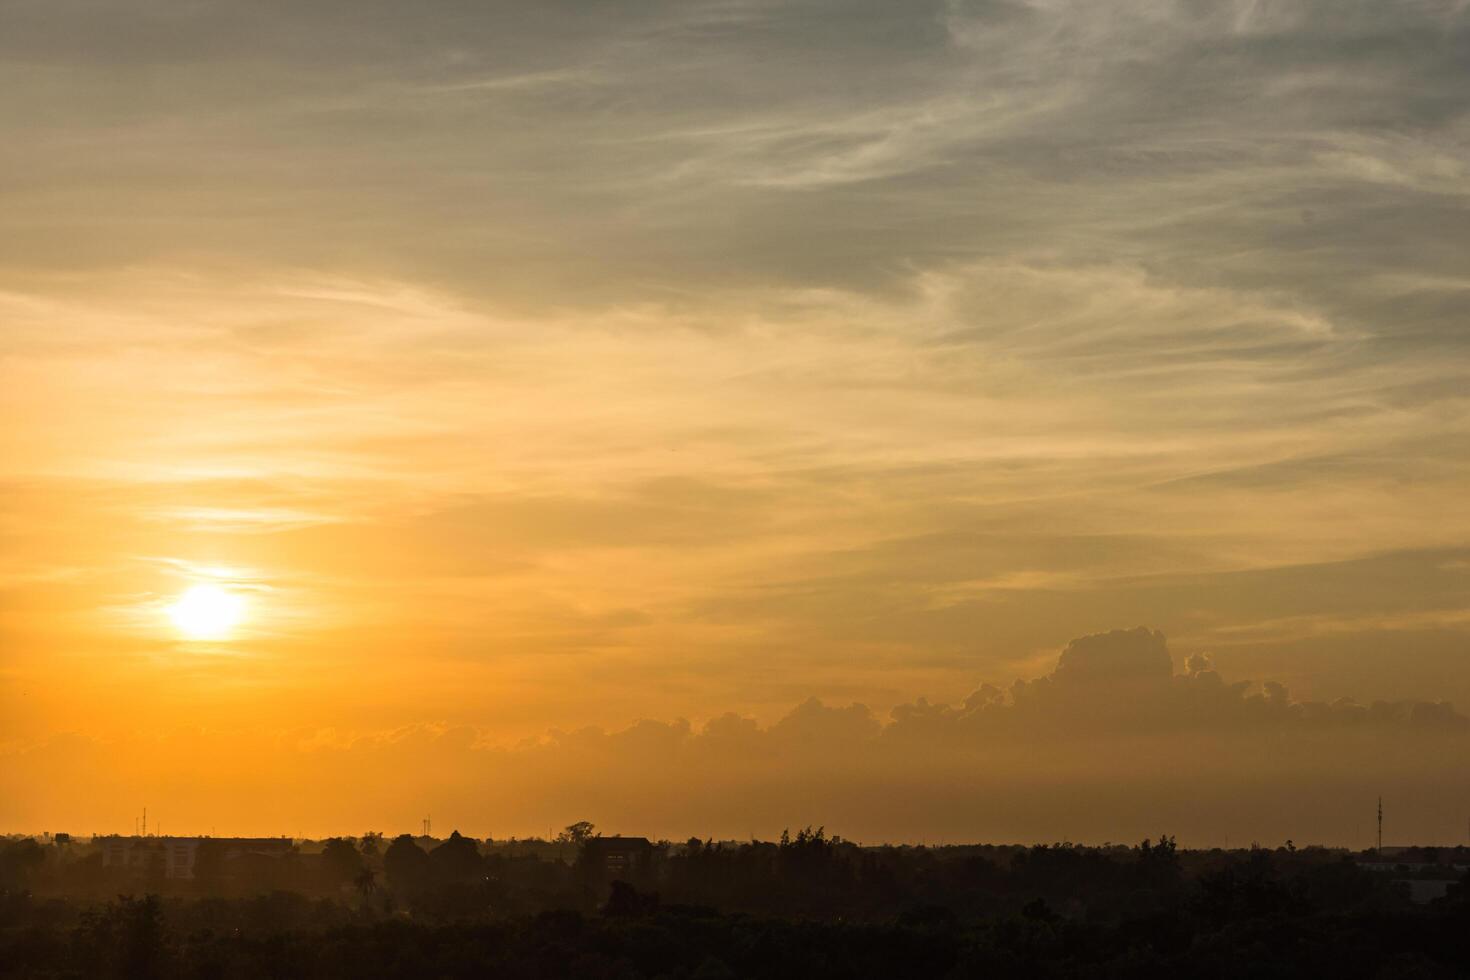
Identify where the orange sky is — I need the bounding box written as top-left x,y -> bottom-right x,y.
3,0 -> 1469,843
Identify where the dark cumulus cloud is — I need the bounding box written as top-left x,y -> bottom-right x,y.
884,627 -> 1467,740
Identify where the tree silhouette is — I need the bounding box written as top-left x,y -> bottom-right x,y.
558,821 -> 597,844
384,834 -> 430,897
430,830 -> 483,885
320,837 -> 364,890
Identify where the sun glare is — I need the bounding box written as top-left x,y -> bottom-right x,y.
167,584 -> 245,640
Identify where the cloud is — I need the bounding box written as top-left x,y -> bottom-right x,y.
1049,627 -> 1172,689
4,628 -> 1465,844
2,0 -> 1465,310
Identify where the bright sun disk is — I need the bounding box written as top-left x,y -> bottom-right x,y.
167,584 -> 245,640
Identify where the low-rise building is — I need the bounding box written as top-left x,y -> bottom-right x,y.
99,836 -> 295,879
582,837 -> 654,879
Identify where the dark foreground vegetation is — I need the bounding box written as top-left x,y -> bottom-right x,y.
4,830 -> 1470,978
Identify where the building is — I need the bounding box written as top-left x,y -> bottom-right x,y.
1357,859 -> 1469,905
581,837 -> 654,879
99,836 -> 295,880
101,835 -> 156,872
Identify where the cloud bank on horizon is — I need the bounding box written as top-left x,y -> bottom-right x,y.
2,1 -> 1469,836
4,628 -> 1467,843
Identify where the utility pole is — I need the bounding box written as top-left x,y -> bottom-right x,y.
142,807 -> 147,837
1376,796 -> 1383,852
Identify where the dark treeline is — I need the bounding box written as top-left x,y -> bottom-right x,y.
3,829 -> 1469,978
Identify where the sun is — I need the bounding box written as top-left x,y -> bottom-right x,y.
167,584 -> 246,640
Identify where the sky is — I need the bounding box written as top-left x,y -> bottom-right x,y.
2,0 -> 1469,843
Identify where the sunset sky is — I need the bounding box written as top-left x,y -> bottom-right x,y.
3,0 -> 1470,844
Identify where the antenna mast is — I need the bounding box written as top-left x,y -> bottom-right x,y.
1376,796 -> 1382,852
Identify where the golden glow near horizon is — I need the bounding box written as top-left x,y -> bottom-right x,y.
2,1 -> 1469,842
167,584 -> 246,641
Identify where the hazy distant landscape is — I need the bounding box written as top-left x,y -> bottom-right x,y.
4,826 -> 1470,978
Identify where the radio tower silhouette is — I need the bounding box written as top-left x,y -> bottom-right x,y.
1376,796 -> 1383,852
